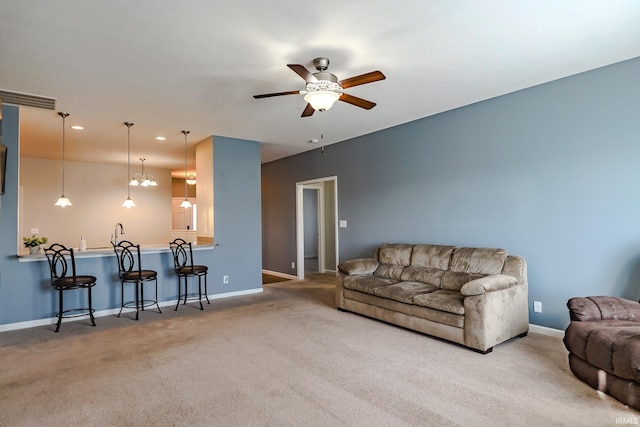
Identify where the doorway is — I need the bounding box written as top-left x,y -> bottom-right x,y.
296,177 -> 338,280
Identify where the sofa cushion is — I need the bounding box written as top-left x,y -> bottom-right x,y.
375,264 -> 405,280
413,290 -> 465,315
373,281 -> 438,304
410,244 -> 455,270
441,271 -> 483,292
450,247 -> 507,275
337,258 -> 379,275
400,266 -> 445,287
343,275 -> 397,295
568,296 -> 640,322
378,244 -> 413,266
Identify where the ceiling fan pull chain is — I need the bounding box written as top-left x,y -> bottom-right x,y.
320,111 -> 325,155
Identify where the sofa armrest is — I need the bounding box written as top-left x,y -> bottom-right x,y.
567,296 -> 640,322
460,274 -> 518,296
337,258 -> 379,275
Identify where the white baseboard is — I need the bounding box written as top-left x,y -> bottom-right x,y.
262,269 -> 298,280
0,287 -> 263,333
529,323 -> 564,338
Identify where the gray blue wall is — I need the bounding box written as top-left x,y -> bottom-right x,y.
262,57 -> 640,330
0,105 -> 262,327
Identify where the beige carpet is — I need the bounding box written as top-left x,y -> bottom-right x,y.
262,273 -> 292,284
0,273 -> 637,426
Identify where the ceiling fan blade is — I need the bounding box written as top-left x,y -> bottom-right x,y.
301,103 -> 315,117
288,64 -> 318,82
253,90 -> 300,99
339,71 -> 386,89
339,93 -> 376,110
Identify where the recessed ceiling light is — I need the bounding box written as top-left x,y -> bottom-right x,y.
155,136 -> 166,141
71,125 -> 84,130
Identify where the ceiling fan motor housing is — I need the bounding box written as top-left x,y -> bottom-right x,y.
313,57 -> 330,71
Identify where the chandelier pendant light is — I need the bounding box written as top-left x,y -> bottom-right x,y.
180,130 -> 192,209
54,112 -> 72,207
122,122 -> 136,208
129,157 -> 158,187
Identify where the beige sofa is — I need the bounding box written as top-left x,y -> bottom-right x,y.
336,243 -> 529,353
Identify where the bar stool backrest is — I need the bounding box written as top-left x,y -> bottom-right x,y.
44,243 -> 78,284
112,240 -> 142,277
169,238 -> 194,271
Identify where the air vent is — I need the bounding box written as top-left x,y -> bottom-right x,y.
0,89 -> 56,110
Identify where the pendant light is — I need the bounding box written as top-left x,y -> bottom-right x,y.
180,130 -> 192,209
122,122 -> 136,208
54,112 -> 72,207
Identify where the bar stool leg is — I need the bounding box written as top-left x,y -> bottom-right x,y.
154,278 -> 162,313
183,276 -> 189,305
174,277 -> 182,311
118,281 -> 125,318
134,280 -> 140,321
88,285 -> 96,327
204,274 -> 210,305
55,288 -> 63,333
141,280 -> 145,312
198,276 -> 204,310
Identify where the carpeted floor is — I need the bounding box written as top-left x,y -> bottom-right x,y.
262,273 -> 292,284
0,273 -> 637,426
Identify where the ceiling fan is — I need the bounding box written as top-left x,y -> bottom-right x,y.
253,57 -> 386,117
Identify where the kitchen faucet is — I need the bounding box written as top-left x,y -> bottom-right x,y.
113,223 -> 125,245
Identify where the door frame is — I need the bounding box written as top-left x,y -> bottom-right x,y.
295,176 -> 338,280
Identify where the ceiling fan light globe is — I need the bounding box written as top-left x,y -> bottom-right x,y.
304,91 -> 340,112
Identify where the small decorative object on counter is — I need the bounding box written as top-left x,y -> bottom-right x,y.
79,236 -> 87,252
23,234 -> 48,254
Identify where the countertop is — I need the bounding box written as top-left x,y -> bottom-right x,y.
17,243 -> 217,262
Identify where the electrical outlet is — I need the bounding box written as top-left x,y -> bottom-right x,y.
291,262 -> 296,269
533,301 -> 542,313
223,275 -> 229,284
31,227 -> 39,234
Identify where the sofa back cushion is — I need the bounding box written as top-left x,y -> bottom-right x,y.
410,244 -> 455,270
378,244 -> 413,266
449,247 -> 507,275
441,271 -> 484,291
375,264 -> 405,280
401,266 -> 445,287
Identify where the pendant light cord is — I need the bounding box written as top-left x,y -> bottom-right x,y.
182,130 -> 190,198
58,112 -> 69,194
124,122 -> 134,198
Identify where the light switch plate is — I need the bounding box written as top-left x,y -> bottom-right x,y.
339,220 -> 347,228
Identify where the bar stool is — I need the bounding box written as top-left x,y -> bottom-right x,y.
43,243 -> 97,332
169,238 -> 209,310
112,240 -> 162,320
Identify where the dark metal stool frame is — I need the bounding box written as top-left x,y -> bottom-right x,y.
112,240 -> 162,320
44,243 -> 97,332
169,238 -> 210,310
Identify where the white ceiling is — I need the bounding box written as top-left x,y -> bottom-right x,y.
1,1 -> 639,173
